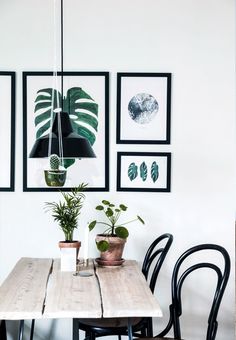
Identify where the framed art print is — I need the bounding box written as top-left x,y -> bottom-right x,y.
117,152 -> 171,192
0,72 -> 15,191
117,73 -> 171,144
23,71 -> 109,191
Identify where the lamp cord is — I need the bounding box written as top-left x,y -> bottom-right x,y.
61,0 -> 64,109
48,0 -> 64,166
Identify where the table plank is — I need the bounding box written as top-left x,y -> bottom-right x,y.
43,259 -> 102,319
96,260 -> 162,318
0,257 -> 52,320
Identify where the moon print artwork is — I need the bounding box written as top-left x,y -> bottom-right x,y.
117,73 -> 171,144
128,93 -> 159,124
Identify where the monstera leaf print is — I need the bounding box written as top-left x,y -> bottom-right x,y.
34,87 -> 98,168
151,161 -> 159,183
128,162 -> 138,181
140,162 -> 147,181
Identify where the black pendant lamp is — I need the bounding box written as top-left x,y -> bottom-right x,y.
29,0 -> 96,159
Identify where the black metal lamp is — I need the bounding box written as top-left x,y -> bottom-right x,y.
29,0 -> 96,159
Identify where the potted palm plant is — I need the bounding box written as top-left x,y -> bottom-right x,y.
45,183 -> 87,271
88,200 -> 144,266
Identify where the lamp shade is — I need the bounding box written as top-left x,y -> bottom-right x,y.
29,112 -> 96,158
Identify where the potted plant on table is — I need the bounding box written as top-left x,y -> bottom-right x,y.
88,200 -> 144,266
45,183 -> 87,271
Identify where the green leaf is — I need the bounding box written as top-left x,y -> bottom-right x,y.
97,240 -> 109,252
137,215 -> 145,225
140,162 -> 148,181
128,162 -> 138,181
61,159 -> 75,169
88,220 -> 97,231
115,226 -> 129,239
151,161 -> 159,183
96,205 -> 104,210
102,200 -> 110,205
109,204 -> 115,207
119,204 -> 127,211
106,208 -> 113,217
115,209 -> 121,212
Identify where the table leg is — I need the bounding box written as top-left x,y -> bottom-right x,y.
72,318 -> 79,340
127,318 -> 133,340
18,320 -> 24,340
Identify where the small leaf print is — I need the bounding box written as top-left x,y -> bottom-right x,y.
128,162 -> 138,181
140,162 -> 147,181
151,161 -> 159,183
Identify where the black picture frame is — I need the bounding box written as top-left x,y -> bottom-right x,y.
117,72 -> 171,144
0,72 -> 15,191
23,71 -> 109,192
117,152 -> 171,192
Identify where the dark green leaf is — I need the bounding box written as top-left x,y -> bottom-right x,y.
102,200 -> 110,205
72,102 -> 98,116
128,162 -> 138,181
109,204 -> 115,207
88,220 -> 97,231
96,205 -> 104,210
97,240 -> 109,252
106,208 -> 113,217
151,161 -> 159,183
115,226 -> 129,239
115,208 -> 121,212
140,162 -> 148,181
119,204 -> 127,211
61,159 -> 75,169
137,215 -> 145,225
72,111 -> 98,130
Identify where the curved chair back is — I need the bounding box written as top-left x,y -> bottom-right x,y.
158,244 -> 231,340
142,233 -> 173,293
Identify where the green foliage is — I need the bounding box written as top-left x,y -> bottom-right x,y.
151,161 -> 159,183
45,183 -> 87,241
34,87 -> 98,169
128,162 -> 138,181
140,162 -> 148,181
88,200 -> 145,252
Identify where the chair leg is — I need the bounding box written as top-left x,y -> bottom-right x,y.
0,320 -> 7,340
118,335 -> 122,340
73,319 -> 80,340
146,318 -> 153,337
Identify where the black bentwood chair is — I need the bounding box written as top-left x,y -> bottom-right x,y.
139,244 -> 231,340
78,233 -> 174,340
0,320 -> 7,340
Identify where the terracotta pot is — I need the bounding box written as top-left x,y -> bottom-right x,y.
96,234 -> 126,262
59,240 -> 81,257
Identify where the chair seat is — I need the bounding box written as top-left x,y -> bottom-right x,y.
79,317 -> 143,328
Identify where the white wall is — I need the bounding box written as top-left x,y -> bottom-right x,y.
0,0 -> 235,339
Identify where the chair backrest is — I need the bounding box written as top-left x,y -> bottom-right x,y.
142,233 -> 173,293
157,244 -> 231,340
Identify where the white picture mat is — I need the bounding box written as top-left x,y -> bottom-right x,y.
120,155 -> 168,189
120,76 -> 168,141
26,74 -> 107,189
0,76 -> 12,187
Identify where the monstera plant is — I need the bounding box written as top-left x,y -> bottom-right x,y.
34,87 -> 98,168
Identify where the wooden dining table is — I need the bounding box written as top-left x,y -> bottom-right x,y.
0,257 -> 162,340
